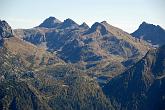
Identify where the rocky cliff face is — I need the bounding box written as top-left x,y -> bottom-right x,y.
0,20 -> 14,46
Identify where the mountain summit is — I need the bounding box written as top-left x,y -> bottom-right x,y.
38,17 -> 79,29
0,20 -> 13,39
86,22 -> 108,35
38,16 -> 62,28
61,18 -> 79,29
79,22 -> 89,29
0,20 -> 14,46
131,21 -> 165,46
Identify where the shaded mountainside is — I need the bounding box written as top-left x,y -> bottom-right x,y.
33,65 -> 114,110
0,47 -> 50,110
103,45 -> 165,110
0,20 -> 114,110
0,81 -> 50,110
131,22 -> 165,46
14,17 -> 151,79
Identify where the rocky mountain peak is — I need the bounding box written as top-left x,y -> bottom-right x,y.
86,22 -> 108,35
61,18 -> 79,28
79,22 -> 89,29
0,20 -> 14,46
137,21 -> 165,32
100,21 -> 108,25
38,16 -> 62,28
141,21 -> 147,25
131,21 -> 165,46
0,20 -> 13,38
139,21 -> 155,29
64,18 -> 76,24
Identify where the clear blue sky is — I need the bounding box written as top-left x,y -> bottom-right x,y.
0,0 -> 165,32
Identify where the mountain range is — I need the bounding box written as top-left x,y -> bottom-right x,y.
0,17 -> 165,110
14,17 -> 151,79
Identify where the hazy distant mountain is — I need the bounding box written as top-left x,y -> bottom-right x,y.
103,45 -> 165,110
14,17 -> 151,79
131,22 -> 165,46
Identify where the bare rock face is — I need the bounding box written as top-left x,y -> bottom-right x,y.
0,20 -> 14,46
0,20 -> 13,39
